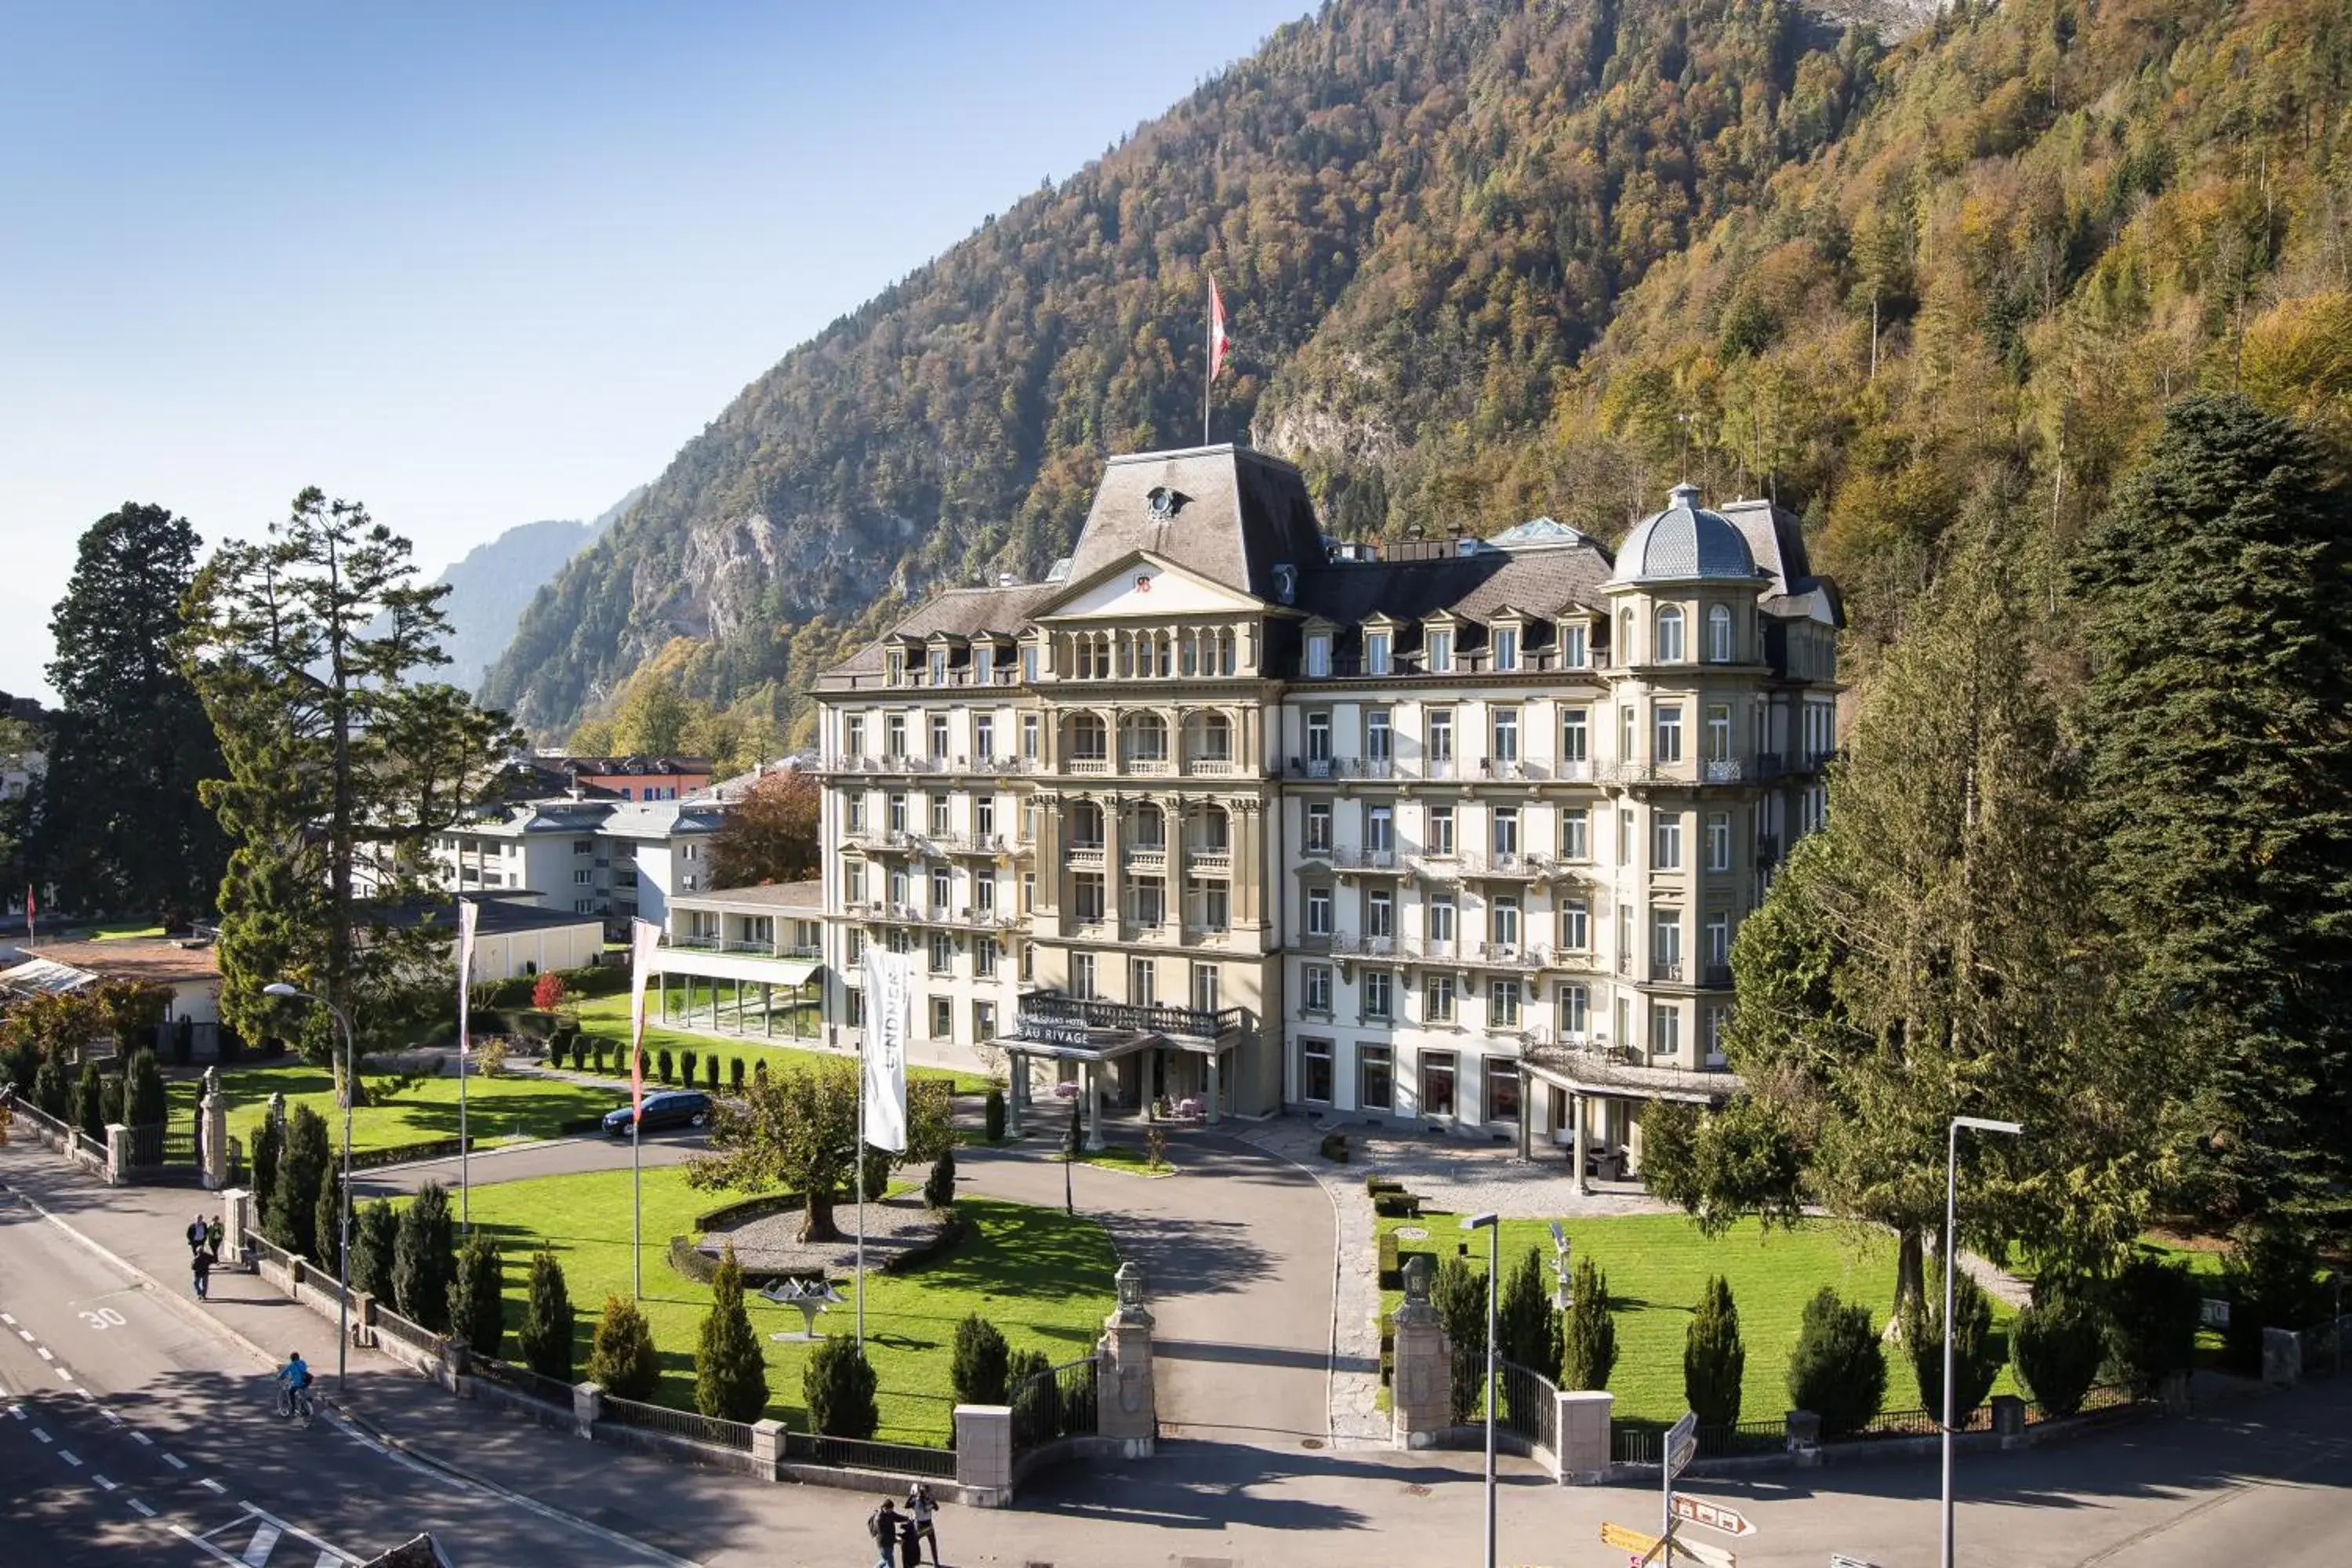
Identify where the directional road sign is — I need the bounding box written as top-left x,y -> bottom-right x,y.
1665,1409 -> 1700,1479
1672,1495 -> 1758,1539
1601,1522 -> 1664,1556
1829,1556 -> 1883,1568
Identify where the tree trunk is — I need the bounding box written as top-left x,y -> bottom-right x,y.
800,1189 -> 842,1244
1894,1225 -> 1928,1329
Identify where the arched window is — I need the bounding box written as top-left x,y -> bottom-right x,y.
1195,804 -> 1231,852
1122,712 -> 1168,764
1618,608 -> 1635,663
1655,606 -> 1686,663
1131,804 -> 1166,849
1069,800 -> 1105,848
1069,713 -> 1107,762
1198,712 -> 1233,763
1707,604 -> 1733,662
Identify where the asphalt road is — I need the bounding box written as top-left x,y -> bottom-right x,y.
0,1185 -> 680,1568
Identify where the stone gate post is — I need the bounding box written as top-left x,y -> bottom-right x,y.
1391,1253 -> 1452,1448
1097,1260 -> 1158,1456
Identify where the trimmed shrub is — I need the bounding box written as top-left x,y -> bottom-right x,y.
924,1147 -> 957,1210
391,1181 -> 456,1333
2011,1293 -> 2105,1418
449,1234 -> 505,1359
310,1168 -> 343,1275
1318,1131 -> 1348,1162
694,1244 -> 768,1421
5,1038 -> 38,1094
679,1050 -> 697,1088
951,1312 -> 1011,1406
1432,1254 -> 1487,1423
589,1294 -> 659,1401
1560,1255 -> 1617,1392
349,1198 -> 399,1301
126,1048 -> 167,1128
729,1056 -> 746,1091
2221,1221 -> 2328,1376
1005,1346 -> 1051,1399
249,1112 -> 283,1228
74,1059 -> 107,1140
1497,1246 -> 1556,1374
2103,1255 -> 2201,1396
531,972 -> 568,1011
1903,1269 -> 2000,1421
517,1251 -> 575,1381
804,1333 -> 879,1438
983,1086 -> 1006,1141
33,1051 -> 68,1118
1377,1231 -> 1402,1290
705,1054 -> 720,1091
656,1047 -> 674,1085
1786,1287 -> 1886,1438
270,1105 -> 332,1257
1684,1276 -> 1745,1429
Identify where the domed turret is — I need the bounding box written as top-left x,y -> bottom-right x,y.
1610,483 -> 1759,585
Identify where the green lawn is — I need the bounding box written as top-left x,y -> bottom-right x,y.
167,1061 -> 619,1156
571,993 -> 993,1094
1379,1210 -> 2021,1426
1054,1142 -> 1176,1178
449,1166 -> 1116,1444
91,924 -> 168,941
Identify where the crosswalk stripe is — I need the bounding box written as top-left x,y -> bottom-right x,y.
32,1425 -> 51,1443
59,1448 -> 82,1466
163,1451 -> 189,1470
242,1523 -> 281,1564
314,1553 -> 341,1568
201,1477 -> 227,1494
129,1497 -> 156,1518
93,1473 -> 117,1491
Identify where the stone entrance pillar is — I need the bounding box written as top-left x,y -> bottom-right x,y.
222,1188 -> 256,1266
1098,1261 -> 1157,1456
201,1089 -> 229,1190
1006,1050 -> 1026,1138
1391,1254 -> 1451,1448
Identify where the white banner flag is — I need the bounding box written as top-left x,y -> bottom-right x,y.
628,918 -> 662,1114
456,898 -> 480,1058
860,946 -> 910,1153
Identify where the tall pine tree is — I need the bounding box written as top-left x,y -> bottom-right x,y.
36,504 -> 227,924
2073,396 -> 2352,1230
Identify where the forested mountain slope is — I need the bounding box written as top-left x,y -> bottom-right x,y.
486,0 -> 2352,739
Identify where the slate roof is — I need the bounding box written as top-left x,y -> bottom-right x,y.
11,939 -> 221,989
1063,445 -> 1325,602
1294,542 -> 1614,626
674,880 -> 824,913
1610,484 -> 1762,584
829,583 -> 1062,676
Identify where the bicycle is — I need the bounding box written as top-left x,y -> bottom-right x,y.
276,1383 -> 316,1427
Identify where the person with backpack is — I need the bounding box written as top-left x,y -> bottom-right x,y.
866,1497 -> 903,1568
904,1482 -> 940,1565
191,1244 -> 212,1301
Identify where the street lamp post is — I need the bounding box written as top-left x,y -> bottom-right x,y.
1462,1211 -> 1500,1568
1943,1115 -> 2024,1568
264,983 -> 357,1392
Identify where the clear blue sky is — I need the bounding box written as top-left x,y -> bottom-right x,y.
0,1 -> 1308,702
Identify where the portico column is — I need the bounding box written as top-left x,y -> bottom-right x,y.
1205,1047 -> 1222,1126
1084,1062 -> 1105,1152
1006,1050 -> 1026,1138
1141,1048 -> 1158,1118
1570,1092 -> 1588,1195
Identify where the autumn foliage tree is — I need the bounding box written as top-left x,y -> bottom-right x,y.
709,769 -> 820,888
684,1058 -> 952,1242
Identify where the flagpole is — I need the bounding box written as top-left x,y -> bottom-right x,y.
855,995 -> 866,1350
1203,285 -> 1214,446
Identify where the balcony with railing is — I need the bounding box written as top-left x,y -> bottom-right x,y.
1409,851 -> 1464,883
1523,1033 -> 1742,1101
1701,962 -> 1733,988
666,935 -> 824,960
1331,844 -> 1402,873
1283,756 -> 1399,781
1461,851 -> 1545,880
1470,941 -> 1547,971
1014,990 -> 1247,1042
1330,931 -> 1401,960
1123,840 -> 1167,869
1066,841 -> 1105,869
1651,959 -> 1685,982
1184,755 -> 1246,777
1185,846 -> 1233,873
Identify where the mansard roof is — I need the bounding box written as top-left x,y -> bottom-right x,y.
1062,445 -> 1325,604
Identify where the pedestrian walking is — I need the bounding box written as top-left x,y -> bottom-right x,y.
185,1214 -> 207,1255
205,1216 -> 224,1262
866,1498 -> 903,1568
905,1482 -> 940,1564
191,1246 -> 212,1301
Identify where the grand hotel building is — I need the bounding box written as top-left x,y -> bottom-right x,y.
807,444 -> 1840,1174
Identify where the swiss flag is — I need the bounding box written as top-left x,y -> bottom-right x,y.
1208,274 -> 1232,383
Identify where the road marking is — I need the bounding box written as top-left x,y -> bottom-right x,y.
163,1450 -> 189,1469
75,1385 -> 95,1399
101,1406 -> 122,1421
200,1476 -> 227,1494
59,1447 -> 82,1466
33,1425 -> 52,1443
132,1428 -> 154,1445
129,1497 -> 156,1518
2,1311 -> 17,1325
57,1366 -> 74,1381
241,1523 -> 282,1563
94,1472 -> 118,1490
15,1327 -> 32,1341
38,1345 -> 53,1360
8,1403 -> 24,1419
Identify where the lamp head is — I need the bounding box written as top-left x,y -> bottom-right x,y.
263,982 -> 303,1000
1461,1212 -> 1499,1232
1953,1116 -> 2025,1137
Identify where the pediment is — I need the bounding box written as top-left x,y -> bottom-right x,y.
1032,552 -> 1267,620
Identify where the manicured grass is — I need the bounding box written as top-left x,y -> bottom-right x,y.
166,1061 -> 619,1156
570,993 -> 993,1094
1053,1142 -> 1176,1178
1378,1210 -> 2021,1426
90,924 -> 167,941
451,1165 -> 1116,1444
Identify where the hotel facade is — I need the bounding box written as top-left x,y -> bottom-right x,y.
806,445 -> 1841,1171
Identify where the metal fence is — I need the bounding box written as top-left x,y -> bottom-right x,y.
1495,1359 -> 1559,1455
1613,1415 -> 1795,1465
160,1125 -> 196,1167
1009,1355 -> 1099,1456
599,1393 -> 755,1452
125,1122 -> 167,1167
469,1354 -> 577,1409
786,1430 -> 958,1478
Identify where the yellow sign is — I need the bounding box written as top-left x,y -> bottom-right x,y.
1601,1522 -> 1664,1555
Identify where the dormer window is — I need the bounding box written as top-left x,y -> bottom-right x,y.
1706,604 -> 1733,663
1305,632 -> 1332,678
1656,607 -> 1686,663
927,648 -> 949,685
1492,626 -> 1519,672
1425,628 -> 1454,673
1364,630 -> 1392,676
1021,641 -> 1040,682
975,644 -> 996,681
886,650 -> 906,685
1562,622 -> 1588,669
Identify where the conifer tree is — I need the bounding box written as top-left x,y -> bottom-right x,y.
270,1105 -> 331,1257
589,1294 -> 659,1401
348,1198 -> 399,1301
1787,1287 -> 1886,1438
1901,1268 -> 1998,1420
2074,395 -> 2352,1226
1495,1245 -> 1556,1374
311,1167 -> 343,1276
125,1049 -> 167,1129
1684,1275 -> 1746,1428
73,1059 -> 107,1142
693,1243 -> 768,1421
803,1333 -> 878,1438
448,1233 -> 506,1359
951,1312 -> 1011,1406
249,1111 -> 283,1225
1559,1256 -> 1618,1392
517,1251 -> 575,1382
391,1181 -> 456,1333
1432,1254 -> 1487,1422
2010,1292 -> 2103,1418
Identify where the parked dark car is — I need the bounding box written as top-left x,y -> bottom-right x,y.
602,1091 -> 713,1136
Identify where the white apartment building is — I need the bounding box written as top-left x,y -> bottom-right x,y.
810,445 -> 1840,1167
424,796 -> 723,938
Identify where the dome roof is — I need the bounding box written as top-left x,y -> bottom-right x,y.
1610,483 -> 1759,585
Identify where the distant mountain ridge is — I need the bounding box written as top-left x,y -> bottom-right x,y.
431,488 -> 641,696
